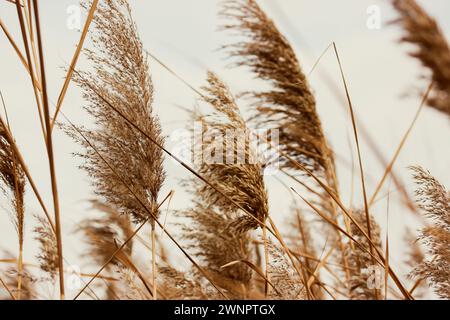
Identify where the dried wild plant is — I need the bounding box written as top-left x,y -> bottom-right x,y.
221,0 -> 337,189
410,166 -> 450,299
34,215 -> 58,278
115,265 -> 151,300
67,0 -> 166,301
347,211 -> 383,300
77,201 -> 134,268
158,266 -> 206,300
178,72 -> 270,298
1,267 -> 34,300
404,229 -> 427,298
220,0 -> 347,295
70,0 -> 165,224
77,202 -> 135,300
2,0 -> 450,302
0,122 -> 25,242
404,229 -> 425,270
179,203 -> 253,298
0,118 -> 26,298
266,240 -> 304,300
286,206 -> 321,297
193,71 -> 269,232
393,0 -> 450,117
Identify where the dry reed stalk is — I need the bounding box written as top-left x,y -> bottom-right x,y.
220,0 -> 351,292
33,215 -> 58,278
66,107 -> 229,299
77,201 -> 134,269
5,0 -> 23,7
0,18 -> 41,90
0,113 -> 26,299
50,0 -> 99,131
112,239 -> 157,299
369,82 -> 434,208
180,204 -> 253,299
291,186 -> 413,299
332,42 -> 379,295
31,0 -> 65,299
114,266 -> 149,300
72,0 -> 165,225
76,202 -> 153,300
0,113 -> 54,233
267,216 -> 313,298
21,0 -> 41,94
158,266 -> 206,300
71,190 -> 230,299
179,72 -> 269,298
266,240 -> 305,300
77,200 -> 154,299
404,229 -> 426,298
220,0 -> 338,191
287,207 -> 322,298
14,0 -> 46,140
347,211 -> 383,300
192,72 -> 269,231
410,166 -> 450,299
393,0 -> 450,117
70,0 -> 165,299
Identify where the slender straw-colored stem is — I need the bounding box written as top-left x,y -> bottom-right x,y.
0,275 -> 15,300
50,0 -> 99,131
17,244 -> 23,299
14,0 -> 46,140
151,222 -> 157,300
8,117 -> 25,300
22,0 -> 41,86
0,18 -> 41,90
32,0 -> 65,300
369,82 -> 434,206
262,224 -> 269,297
0,116 -> 55,232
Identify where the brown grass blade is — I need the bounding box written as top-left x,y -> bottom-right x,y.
332,42 -> 375,272
307,246 -> 335,289
0,18 -> 41,91
50,0 -> 99,131
369,81 -> 434,206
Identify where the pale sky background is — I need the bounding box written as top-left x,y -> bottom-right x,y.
1,0 -> 449,299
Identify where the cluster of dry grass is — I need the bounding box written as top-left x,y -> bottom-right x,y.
0,0 -> 449,300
